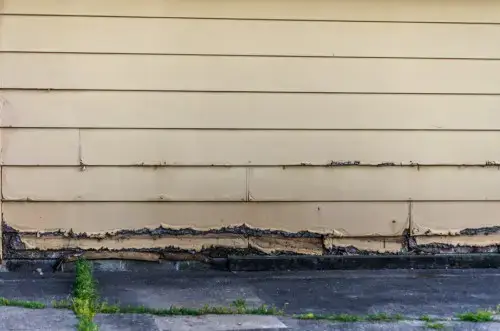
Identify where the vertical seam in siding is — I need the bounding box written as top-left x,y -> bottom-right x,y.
245,167 -> 250,201
408,199 -> 413,235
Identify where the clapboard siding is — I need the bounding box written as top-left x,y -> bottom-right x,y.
2,167 -> 246,201
1,129 -> 79,165
80,130 -> 500,166
4,16 -> 500,59
3,129 -> 500,166
412,202 -> 500,235
4,0 -> 500,23
3,54 -> 500,93
248,167 -> 500,201
1,0 -> 499,251
2,201 -> 409,236
4,167 -> 500,202
4,91 -> 500,130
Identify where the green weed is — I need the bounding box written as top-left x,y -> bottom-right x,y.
73,259 -> 99,331
96,299 -> 283,317
51,299 -> 73,309
425,322 -> 445,330
295,313 -> 363,322
366,312 -> 404,322
456,310 -> 493,322
0,297 -> 45,309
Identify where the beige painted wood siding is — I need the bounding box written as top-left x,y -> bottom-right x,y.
4,16 -> 500,59
1,0 -> 500,252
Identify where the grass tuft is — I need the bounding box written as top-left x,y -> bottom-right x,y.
456,310 -> 493,322
231,299 -> 247,310
295,313 -> 317,320
96,299 -> 283,317
366,312 -> 404,322
332,314 -> 363,322
52,299 -> 73,310
0,297 -> 45,309
425,322 -> 445,330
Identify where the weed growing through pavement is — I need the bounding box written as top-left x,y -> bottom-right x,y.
456,310 -> 493,322
0,297 -> 46,309
425,322 -> 445,330
366,312 -> 404,322
0,259 -> 499,330
73,259 -> 99,331
96,298 -> 284,316
51,299 -> 73,309
0,260 -> 100,330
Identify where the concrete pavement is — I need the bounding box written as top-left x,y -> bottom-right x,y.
0,268 -> 500,330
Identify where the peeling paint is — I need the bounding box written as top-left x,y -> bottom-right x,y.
412,226 -> 461,236
412,234 -> 500,254
2,221 -> 406,259
459,226 -> 500,236
415,234 -> 500,248
4,219 -> 500,261
249,236 -> 323,255
68,162 -> 500,168
3,223 -> 323,240
18,234 -> 248,251
326,160 -> 361,167
485,161 -> 500,167
377,162 -> 396,167
412,225 -> 500,237
324,236 -> 404,254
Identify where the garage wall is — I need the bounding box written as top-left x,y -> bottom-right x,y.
1,0 -> 500,257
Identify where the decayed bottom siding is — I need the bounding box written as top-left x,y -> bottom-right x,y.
5,224 -> 500,259
2,221 -> 408,259
1,201 -> 408,258
2,201 -> 409,237
412,234 -> 500,254
4,202 -> 500,259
